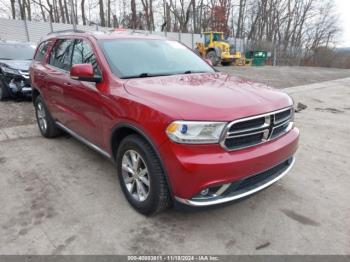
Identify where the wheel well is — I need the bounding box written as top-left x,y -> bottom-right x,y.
32,88 -> 40,103
111,126 -> 140,160
206,48 -> 215,55
111,125 -> 174,197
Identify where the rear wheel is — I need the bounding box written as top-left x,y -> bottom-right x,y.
116,135 -> 172,215
34,95 -> 62,138
206,50 -> 220,66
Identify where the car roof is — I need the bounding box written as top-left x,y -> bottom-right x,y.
42,30 -> 167,42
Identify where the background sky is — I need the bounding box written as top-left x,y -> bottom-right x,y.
335,0 -> 350,47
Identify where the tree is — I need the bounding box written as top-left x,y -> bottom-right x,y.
81,0 -> 86,25
99,0 -> 105,26
141,0 -> 155,31
131,0 -> 137,29
10,0 -> 16,19
169,0 -> 193,32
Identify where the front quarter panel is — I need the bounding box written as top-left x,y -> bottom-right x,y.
99,86 -> 179,156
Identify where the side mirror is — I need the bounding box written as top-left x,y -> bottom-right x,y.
70,64 -> 101,83
205,59 -> 213,66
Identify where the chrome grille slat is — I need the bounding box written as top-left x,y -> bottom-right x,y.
228,122 -> 270,136
221,107 -> 293,151
227,129 -> 268,139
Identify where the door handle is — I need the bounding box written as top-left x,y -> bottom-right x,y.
64,82 -> 72,87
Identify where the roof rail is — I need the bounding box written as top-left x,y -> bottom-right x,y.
47,29 -> 86,35
130,30 -> 149,36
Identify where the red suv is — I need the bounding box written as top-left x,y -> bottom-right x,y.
30,31 -> 299,215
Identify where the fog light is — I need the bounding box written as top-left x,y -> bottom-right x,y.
200,188 -> 209,196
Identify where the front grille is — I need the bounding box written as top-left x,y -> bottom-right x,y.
229,117 -> 265,132
225,132 -> 264,149
221,107 -> 293,150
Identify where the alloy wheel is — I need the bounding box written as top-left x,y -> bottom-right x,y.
36,102 -> 47,132
121,150 -> 150,202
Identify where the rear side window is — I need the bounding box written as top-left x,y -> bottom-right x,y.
72,40 -> 101,76
34,41 -> 50,62
49,39 -> 74,71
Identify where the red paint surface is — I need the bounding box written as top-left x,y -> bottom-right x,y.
30,33 -> 299,200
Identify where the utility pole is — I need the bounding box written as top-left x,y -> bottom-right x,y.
69,0 -> 77,31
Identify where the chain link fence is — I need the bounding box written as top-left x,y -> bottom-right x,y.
0,18 -> 203,49
0,18 -> 304,66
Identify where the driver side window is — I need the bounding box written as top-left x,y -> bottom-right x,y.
49,39 -> 74,71
72,40 -> 101,76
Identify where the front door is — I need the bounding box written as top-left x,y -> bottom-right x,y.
62,39 -> 104,148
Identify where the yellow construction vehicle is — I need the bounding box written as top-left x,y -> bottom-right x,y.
232,51 -> 246,66
195,32 -> 234,66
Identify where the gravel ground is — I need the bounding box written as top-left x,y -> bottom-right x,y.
217,65 -> 350,88
0,100 -> 35,128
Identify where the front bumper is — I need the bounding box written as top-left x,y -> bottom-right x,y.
175,156 -> 295,206
1,72 -> 32,98
159,127 -> 299,205
221,52 -> 234,61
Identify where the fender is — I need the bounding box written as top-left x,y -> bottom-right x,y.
110,122 -> 175,198
214,46 -> 222,58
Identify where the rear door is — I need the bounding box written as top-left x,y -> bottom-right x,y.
44,39 -> 74,121
62,38 -> 104,147
31,40 -> 51,96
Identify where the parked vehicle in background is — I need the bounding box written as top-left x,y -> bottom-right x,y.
0,42 -> 35,100
30,31 -> 299,215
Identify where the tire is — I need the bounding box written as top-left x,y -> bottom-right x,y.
0,80 -> 9,101
206,50 -> 220,66
221,61 -> 232,66
116,134 -> 172,215
34,95 -> 62,138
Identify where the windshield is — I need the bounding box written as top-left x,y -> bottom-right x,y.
213,33 -> 223,41
99,39 -> 214,79
0,44 -> 35,60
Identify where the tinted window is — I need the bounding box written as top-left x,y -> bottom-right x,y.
204,34 -> 210,45
0,43 -> 35,60
34,41 -> 50,62
72,40 -> 101,76
99,39 -> 214,79
49,39 -> 74,71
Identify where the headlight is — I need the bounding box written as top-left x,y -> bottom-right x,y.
166,121 -> 227,144
1,66 -> 20,75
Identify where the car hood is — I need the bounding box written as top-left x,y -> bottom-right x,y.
123,73 -> 292,121
0,59 -> 31,71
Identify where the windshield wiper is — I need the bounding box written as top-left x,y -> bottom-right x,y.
183,70 -> 208,74
0,58 -> 12,60
121,73 -> 171,79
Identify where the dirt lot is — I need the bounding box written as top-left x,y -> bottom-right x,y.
0,67 -> 349,255
218,65 -> 350,88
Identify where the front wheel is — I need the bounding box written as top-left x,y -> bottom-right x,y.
0,81 -> 9,101
206,50 -> 220,66
221,61 -> 232,66
116,135 -> 172,215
